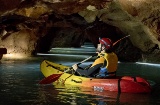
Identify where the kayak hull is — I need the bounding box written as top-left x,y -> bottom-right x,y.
40,60 -> 151,93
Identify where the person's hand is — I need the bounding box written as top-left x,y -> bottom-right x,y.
72,64 -> 78,71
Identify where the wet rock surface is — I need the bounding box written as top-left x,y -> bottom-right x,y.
0,0 -> 160,62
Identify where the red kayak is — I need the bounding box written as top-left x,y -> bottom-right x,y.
40,60 -> 152,93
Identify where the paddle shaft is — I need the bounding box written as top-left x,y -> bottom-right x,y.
77,54 -> 97,65
113,35 -> 130,46
65,53 -> 97,72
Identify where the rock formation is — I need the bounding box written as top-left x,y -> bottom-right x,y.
0,0 -> 160,63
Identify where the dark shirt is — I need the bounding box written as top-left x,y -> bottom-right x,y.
75,63 -> 103,77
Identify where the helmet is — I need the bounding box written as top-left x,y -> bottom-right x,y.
99,38 -> 112,49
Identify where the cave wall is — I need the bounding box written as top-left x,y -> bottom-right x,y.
0,0 -> 160,62
0,29 -> 38,58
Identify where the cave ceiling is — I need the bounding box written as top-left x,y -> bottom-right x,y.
0,0 -> 160,62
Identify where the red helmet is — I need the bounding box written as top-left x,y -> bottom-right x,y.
99,38 -> 112,49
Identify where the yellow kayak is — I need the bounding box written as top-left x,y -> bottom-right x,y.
40,60 -> 151,93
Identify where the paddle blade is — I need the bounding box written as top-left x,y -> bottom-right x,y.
39,74 -> 62,84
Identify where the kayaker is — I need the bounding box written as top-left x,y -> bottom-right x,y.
72,37 -> 118,78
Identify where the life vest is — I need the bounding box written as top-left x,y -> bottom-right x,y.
91,52 -> 118,76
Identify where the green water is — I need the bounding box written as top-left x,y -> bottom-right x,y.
0,57 -> 160,105
1,42 -> 160,105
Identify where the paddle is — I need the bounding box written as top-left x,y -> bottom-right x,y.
113,35 -> 130,46
39,35 -> 130,84
39,54 -> 97,84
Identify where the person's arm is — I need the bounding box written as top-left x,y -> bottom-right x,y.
83,64 -> 92,70
73,64 -> 102,77
86,63 -> 103,76
72,64 -> 84,71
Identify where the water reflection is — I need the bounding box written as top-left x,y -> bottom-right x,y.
0,58 -> 159,105
1,42 -> 160,104
38,84 -> 151,105
117,62 -> 160,84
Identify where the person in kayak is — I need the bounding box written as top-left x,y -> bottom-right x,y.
72,37 -> 118,78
